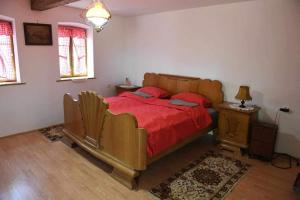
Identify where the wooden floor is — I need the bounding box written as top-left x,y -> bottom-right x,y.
0,131 -> 299,200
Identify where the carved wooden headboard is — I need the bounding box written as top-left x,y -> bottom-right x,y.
143,73 -> 224,108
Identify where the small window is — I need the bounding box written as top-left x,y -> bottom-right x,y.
0,20 -> 16,83
58,26 -> 88,78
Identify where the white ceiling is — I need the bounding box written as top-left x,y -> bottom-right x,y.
67,0 -> 252,17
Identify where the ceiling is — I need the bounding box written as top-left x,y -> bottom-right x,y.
67,0 -> 252,17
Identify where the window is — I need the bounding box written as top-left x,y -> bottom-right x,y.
58,26 -> 88,78
0,20 -> 16,82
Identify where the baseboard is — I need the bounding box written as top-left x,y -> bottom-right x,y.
0,123 -> 64,139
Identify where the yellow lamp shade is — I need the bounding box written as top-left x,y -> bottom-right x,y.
235,86 -> 252,101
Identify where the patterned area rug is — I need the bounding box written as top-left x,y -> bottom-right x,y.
39,125 -> 64,142
149,151 -> 250,200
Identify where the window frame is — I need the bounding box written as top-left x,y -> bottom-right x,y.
57,22 -> 94,80
0,15 -> 22,85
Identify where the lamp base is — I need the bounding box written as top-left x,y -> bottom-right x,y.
239,100 -> 246,108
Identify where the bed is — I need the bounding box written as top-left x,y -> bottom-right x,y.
63,73 -> 223,189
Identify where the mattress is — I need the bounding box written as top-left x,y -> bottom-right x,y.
105,92 -> 213,157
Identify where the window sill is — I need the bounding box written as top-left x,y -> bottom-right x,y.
56,77 -> 96,82
0,82 -> 26,87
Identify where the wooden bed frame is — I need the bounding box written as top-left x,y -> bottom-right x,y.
63,72 -> 223,189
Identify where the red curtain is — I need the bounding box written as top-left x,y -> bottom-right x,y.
0,20 -> 13,36
58,26 -> 86,38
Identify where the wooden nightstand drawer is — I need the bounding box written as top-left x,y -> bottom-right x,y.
217,102 -> 260,154
252,126 -> 276,143
249,122 -> 278,160
218,110 -> 249,146
250,140 -> 274,159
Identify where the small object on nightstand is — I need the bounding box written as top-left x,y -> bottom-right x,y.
249,122 -> 278,161
235,86 -> 252,108
115,85 -> 141,95
125,77 -> 131,86
217,102 -> 260,156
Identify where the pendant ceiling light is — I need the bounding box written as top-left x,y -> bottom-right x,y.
84,0 -> 111,32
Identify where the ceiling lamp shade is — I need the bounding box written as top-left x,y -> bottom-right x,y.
85,0 -> 111,32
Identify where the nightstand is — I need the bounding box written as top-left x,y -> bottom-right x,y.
249,122 -> 278,161
217,102 -> 260,155
115,85 -> 141,95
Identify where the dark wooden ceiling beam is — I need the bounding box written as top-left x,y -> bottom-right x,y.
31,0 -> 80,11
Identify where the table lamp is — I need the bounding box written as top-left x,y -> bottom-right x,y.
235,86 -> 252,108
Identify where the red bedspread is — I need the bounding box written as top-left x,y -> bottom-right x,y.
105,92 -> 212,157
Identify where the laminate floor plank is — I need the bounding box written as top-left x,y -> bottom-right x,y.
0,132 -> 298,200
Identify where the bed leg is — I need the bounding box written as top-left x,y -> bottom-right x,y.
70,142 -> 78,148
111,168 -> 139,190
212,128 -> 218,135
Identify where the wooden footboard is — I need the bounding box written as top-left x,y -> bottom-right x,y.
63,92 -> 147,189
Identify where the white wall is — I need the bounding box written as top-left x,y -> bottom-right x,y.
1,0 -> 299,158
123,0 -> 300,157
0,0 -> 126,136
